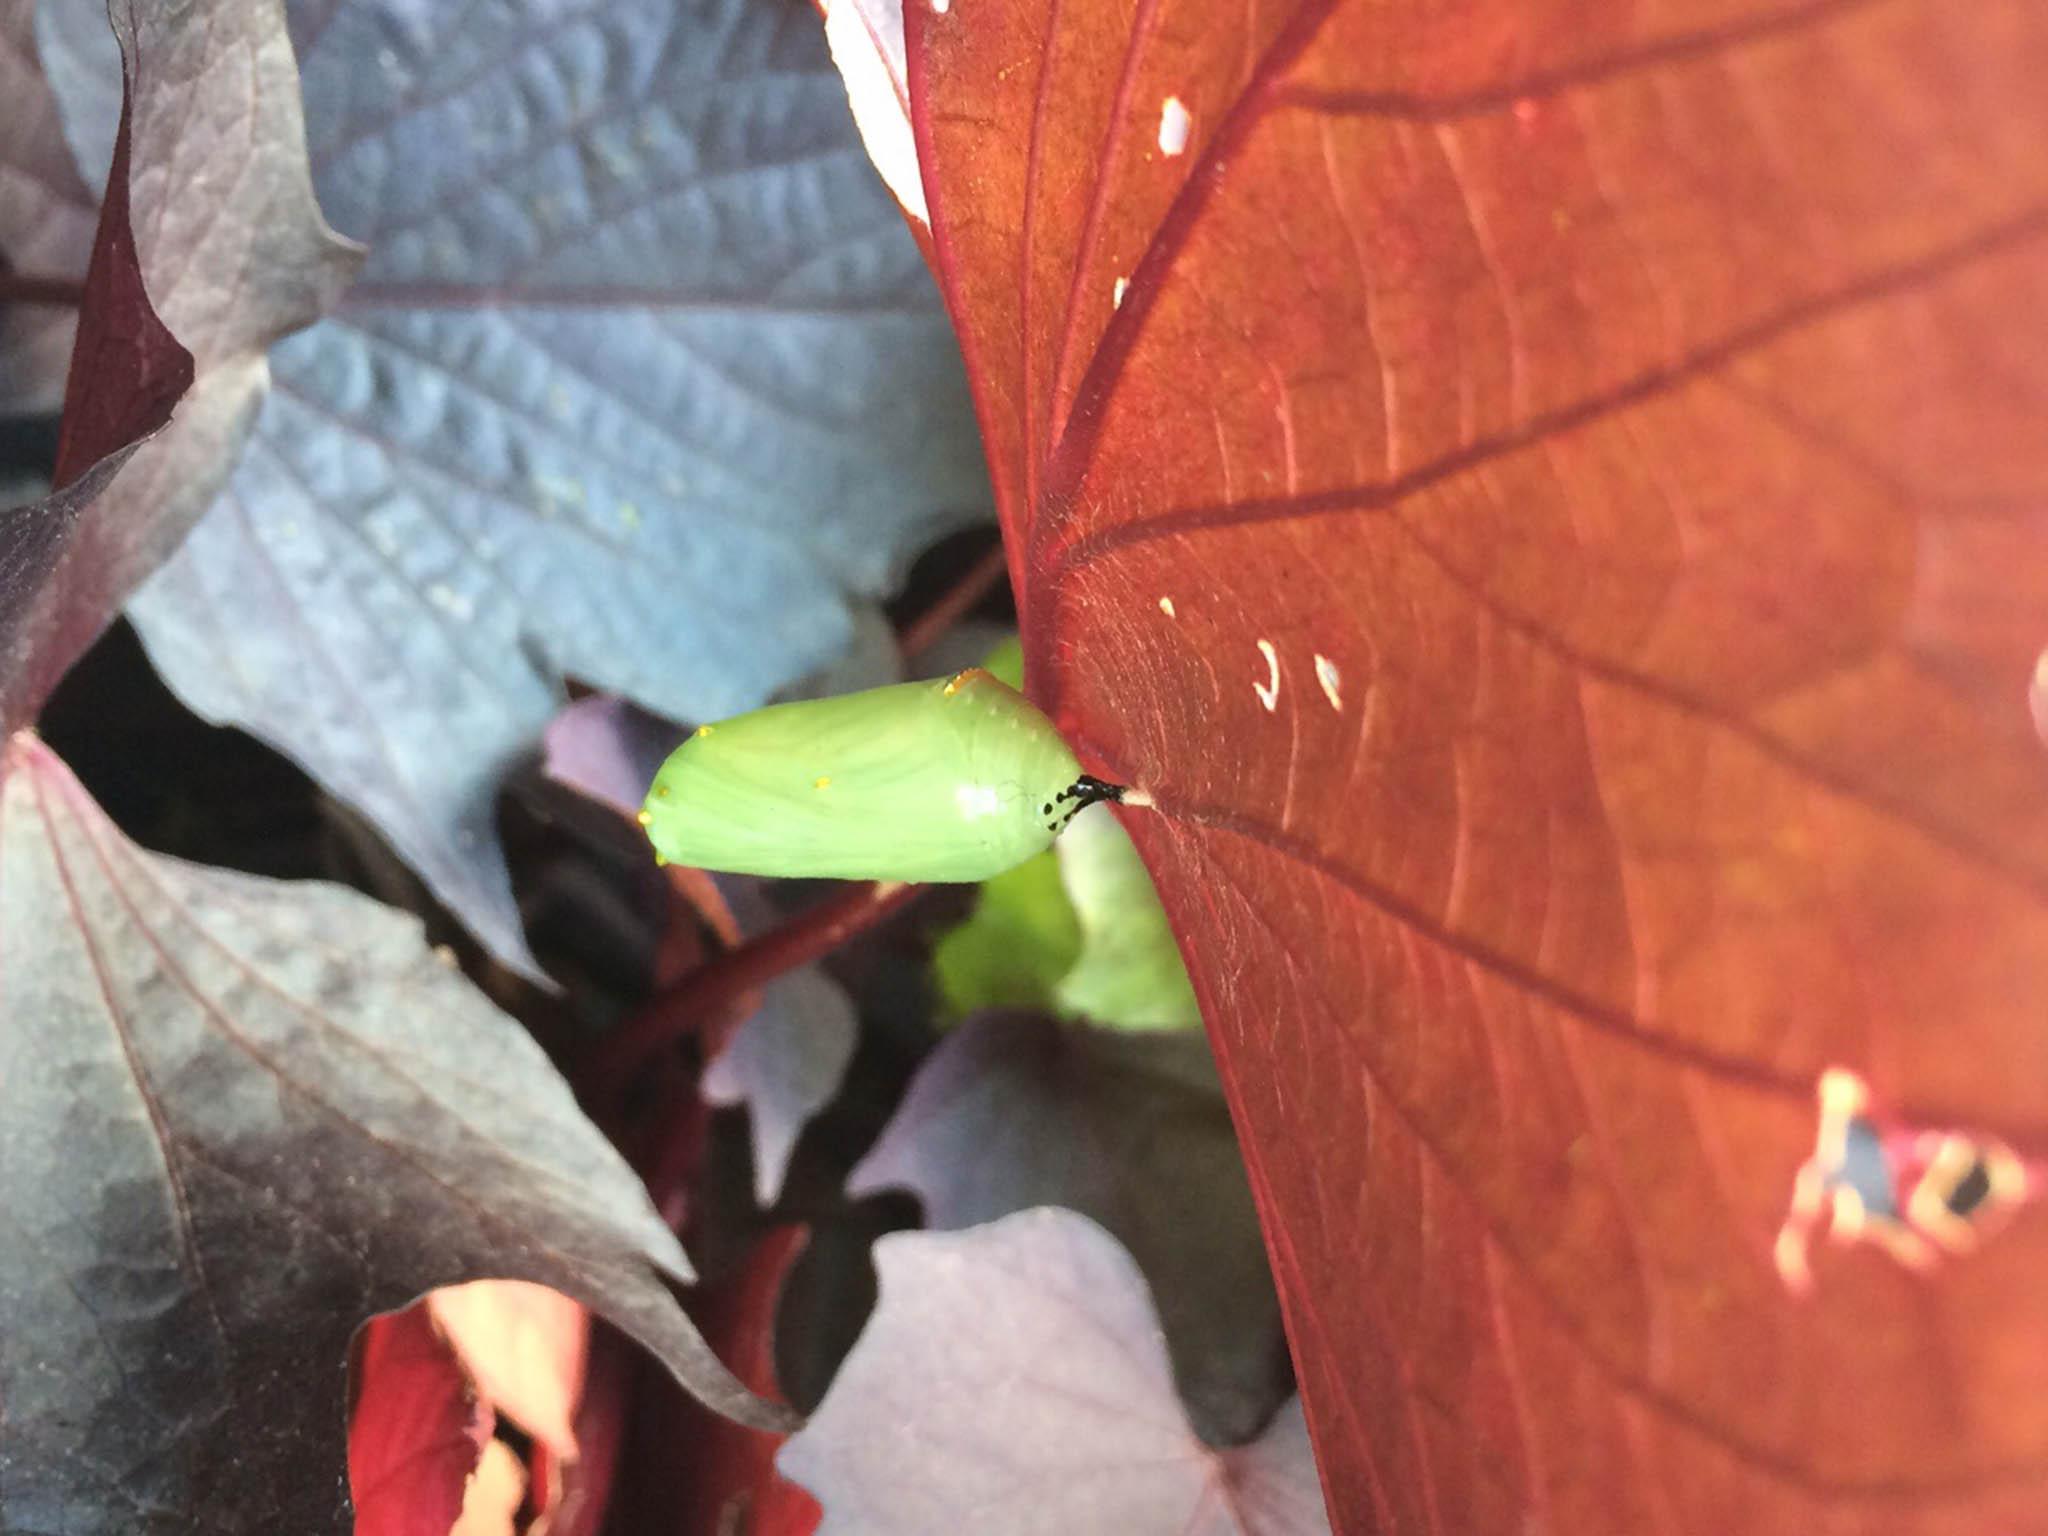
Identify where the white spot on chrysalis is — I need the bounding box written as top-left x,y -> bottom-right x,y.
1253,639 -> 1280,711
1158,595 -> 1176,618
1113,276 -> 1129,308
1314,653 -> 1342,711
954,783 -> 1001,820
1158,96 -> 1192,157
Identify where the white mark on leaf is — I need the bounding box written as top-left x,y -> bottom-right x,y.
427,583 -> 475,622
1158,595 -> 1176,618
1113,276 -> 1129,308
2030,647 -> 2048,744
1253,640 -> 1280,712
1158,97 -> 1192,157
1314,653 -> 1341,711
364,510 -> 403,559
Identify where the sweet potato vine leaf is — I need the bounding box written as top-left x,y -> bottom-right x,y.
779,1208 -> 1328,1534
849,1010 -> 1290,1445
0,0 -> 96,412
0,735 -> 790,1536
34,0 -> 995,972
905,0 -> 2048,1529
18,0 -> 360,715
0,29 -> 191,736
664,1224 -> 823,1536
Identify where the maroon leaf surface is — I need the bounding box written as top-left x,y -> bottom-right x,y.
905,0 -> 2048,1529
667,1224 -> 823,1536
0,57 -> 189,733
0,735 -> 789,1534
779,1208 -> 1327,1534
4,0 -> 358,729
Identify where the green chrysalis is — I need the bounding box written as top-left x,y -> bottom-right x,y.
639,668 -> 1124,882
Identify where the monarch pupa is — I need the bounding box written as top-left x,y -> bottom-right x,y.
639,669 -> 1125,883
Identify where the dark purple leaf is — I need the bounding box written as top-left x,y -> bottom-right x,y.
543,694 -> 689,824
849,1011 -> 1290,1446
704,967 -> 859,1207
0,449 -> 157,732
111,0 -> 987,971
48,57 -> 188,486
778,1209 -> 1327,1534
0,34 -> 191,734
0,0 -> 95,412
0,733 -> 790,1536
2,0 -> 355,732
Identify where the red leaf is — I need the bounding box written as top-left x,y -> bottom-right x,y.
0,69 -> 193,736
51,80 -> 190,488
617,1224 -> 822,1536
678,1224 -> 822,1536
906,0 -> 2048,1528
349,1305 -> 493,1536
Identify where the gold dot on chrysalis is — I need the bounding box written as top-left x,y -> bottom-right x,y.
814,776 -> 832,790
653,852 -> 669,866
694,723 -> 715,738
635,809 -> 653,827
652,783 -> 671,799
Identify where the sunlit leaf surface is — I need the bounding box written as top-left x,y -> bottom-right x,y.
905,0 -> 2048,1525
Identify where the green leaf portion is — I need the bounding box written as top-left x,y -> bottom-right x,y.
981,634 -> 1025,690
1054,806 -> 1201,1031
931,850 -> 1081,1019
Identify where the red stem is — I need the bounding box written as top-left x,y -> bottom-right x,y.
0,272 -> 86,307
583,879 -> 921,1109
897,541 -> 1010,663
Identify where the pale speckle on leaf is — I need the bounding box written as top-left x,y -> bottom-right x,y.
1158,96 -> 1192,157
1314,653 -> 1341,711
1254,639 -> 1280,711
